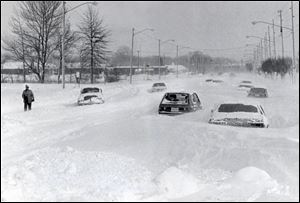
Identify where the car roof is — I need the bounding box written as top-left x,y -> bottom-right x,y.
165,91 -> 195,95
218,100 -> 262,106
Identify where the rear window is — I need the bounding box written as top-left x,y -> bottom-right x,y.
153,83 -> 166,87
81,87 -> 100,94
162,93 -> 189,105
250,88 -> 266,94
218,104 -> 258,113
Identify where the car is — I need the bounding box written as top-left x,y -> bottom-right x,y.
158,92 -> 202,114
238,84 -> 254,91
248,87 -> 268,98
77,87 -> 104,105
212,79 -> 224,83
205,79 -> 213,82
208,102 -> 269,128
150,82 -> 167,92
240,80 -> 252,84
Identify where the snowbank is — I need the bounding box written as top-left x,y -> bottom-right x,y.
154,166 -> 200,198
1,147 -> 156,202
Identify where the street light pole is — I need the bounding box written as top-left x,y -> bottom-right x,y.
61,1 -> 97,89
62,1 -> 66,88
158,39 -> 161,80
278,10 -> 284,58
176,45 -> 179,78
130,28 -> 134,84
129,28 -> 154,84
272,19 -> 276,58
290,1 -> 296,83
268,26 -> 271,58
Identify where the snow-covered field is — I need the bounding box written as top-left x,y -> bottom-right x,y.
1,73 -> 299,202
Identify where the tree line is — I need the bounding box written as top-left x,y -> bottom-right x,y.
3,1 -> 110,84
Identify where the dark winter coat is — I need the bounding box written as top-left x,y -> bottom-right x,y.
22,89 -> 34,103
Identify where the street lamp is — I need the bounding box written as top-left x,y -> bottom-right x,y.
252,21 -> 292,31
129,28 -> 154,84
158,39 -> 175,80
61,1 -> 97,89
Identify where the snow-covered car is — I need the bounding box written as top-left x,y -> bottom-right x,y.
248,87 -> 268,98
150,82 -> 167,92
238,84 -> 254,91
158,92 -> 202,114
209,102 -> 269,128
240,80 -> 252,84
212,79 -> 224,83
77,87 -> 104,105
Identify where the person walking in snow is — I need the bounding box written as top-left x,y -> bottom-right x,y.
22,84 -> 35,111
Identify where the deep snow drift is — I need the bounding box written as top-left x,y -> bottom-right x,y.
1,73 -> 299,201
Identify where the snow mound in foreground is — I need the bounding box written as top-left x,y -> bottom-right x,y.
220,166 -> 290,201
1,147 -> 156,202
154,166 -> 200,198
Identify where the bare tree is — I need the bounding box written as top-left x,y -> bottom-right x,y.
78,6 -> 110,84
3,1 -> 62,83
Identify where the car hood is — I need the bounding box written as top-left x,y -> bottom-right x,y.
212,112 -> 264,120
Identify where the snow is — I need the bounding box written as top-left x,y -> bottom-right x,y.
1,72 -> 299,201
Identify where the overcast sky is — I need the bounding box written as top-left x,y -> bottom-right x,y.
1,1 -> 299,60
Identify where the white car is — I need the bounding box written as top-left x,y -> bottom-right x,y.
77,87 -> 104,105
209,102 -> 269,128
238,84 -> 254,91
150,82 -> 167,92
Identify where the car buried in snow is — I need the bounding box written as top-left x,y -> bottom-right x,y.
77,87 -> 104,105
248,87 -> 268,98
209,102 -> 269,128
150,82 -> 167,92
158,92 -> 202,114
212,79 -> 224,83
237,84 -> 254,91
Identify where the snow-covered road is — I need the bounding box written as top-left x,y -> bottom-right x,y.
1,73 -> 299,201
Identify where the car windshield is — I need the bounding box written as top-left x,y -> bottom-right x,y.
218,104 -> 258,113
241,81 -> 251,83
250,88 -> 266,94
162,93 -> 189,105
153,83 -> 166,87
81,87 -> 100,94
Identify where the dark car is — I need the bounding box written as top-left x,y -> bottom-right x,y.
248,87 -> 268,98
205,79 -> 213,82
241,80 -> 252,84
212,79 -> 224,83
158,92 -> 202,114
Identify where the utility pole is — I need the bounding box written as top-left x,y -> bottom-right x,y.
158,39 -> 161,80
176,45 -> 179,78
290,1 -> 296,82
278,10 -> 284,58
137,50 -> 140,70
264,33 -> 268,59
260,39 -> 264,62
268,26 -> 272,58
130,28 -> 134,84
272,19 -> 277,58
62,1 -> 66,88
